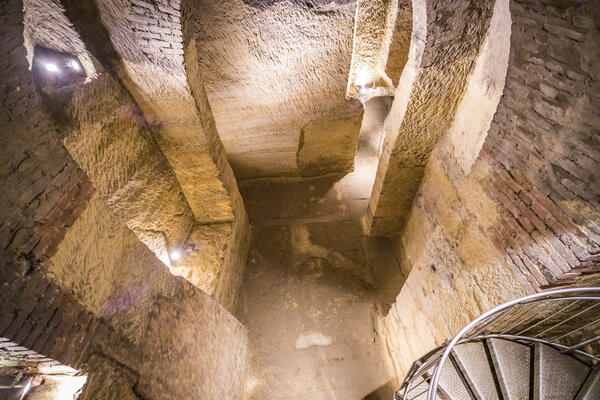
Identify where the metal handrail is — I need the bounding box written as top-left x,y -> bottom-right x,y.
395,287 -> 600,400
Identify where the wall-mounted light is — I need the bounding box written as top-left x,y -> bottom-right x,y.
355,66 -> 373,87
170,249 -> 182,261
44,62 -> 59,72
169,243 -> 198,263
69,59 -> 81,71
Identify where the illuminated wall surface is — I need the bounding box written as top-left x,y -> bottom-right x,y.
1,0 -> 598,398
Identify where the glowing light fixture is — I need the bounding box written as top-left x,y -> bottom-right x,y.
70,59 -> 81,71
170,249 -> 182,261
44,62 -> 58,72
21,380 -> 31,397
53,376 -> 87,400
355,66 -> 371,87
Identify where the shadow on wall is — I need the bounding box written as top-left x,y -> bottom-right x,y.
243,0 -> 355,9
59,0 -> 122,72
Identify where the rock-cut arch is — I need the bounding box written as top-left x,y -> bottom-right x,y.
362,0 -> 511,236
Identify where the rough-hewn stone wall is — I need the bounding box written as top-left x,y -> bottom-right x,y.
51,0 -> 250,310
23,0 -> 97,77
79,355 -> 139,400
182,0 -> 363,179
181,27 -> 252,310
385,0 -> 412,87
64,74 -> 197,268
47,194 -> 248,399
0,1 -> 138,380
139,285 -> 247,399
24,0 -> 243,301
48,195 -> 173,345
64,67 -> 246,309
367,0 -> 494,235
383,0 -> 600,383
23,0 -> 249,308
2,2 -> 248,398
48,195 -> 248,399
346,0 -> 411,100
60,0 -> 234,225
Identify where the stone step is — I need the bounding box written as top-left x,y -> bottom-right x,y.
533,343 -> 589,400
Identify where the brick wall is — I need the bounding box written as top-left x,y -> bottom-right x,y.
484,151 -> 598,291
382,0 -> 600,383
483,0 -> 600,290
0,0 -> 94,370
0,0 -> 92,275
0,269 -> 139,374
129,0 -> 184,58
0,271 -> 95,371
0,0 -> 140,378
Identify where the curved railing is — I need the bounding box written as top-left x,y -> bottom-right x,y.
395,287 -> 600,400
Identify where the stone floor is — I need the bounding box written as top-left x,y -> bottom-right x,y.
237,130 -> 405,400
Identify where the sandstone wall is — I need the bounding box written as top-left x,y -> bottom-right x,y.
30,0 -> 251,311
0,0 -> 139,378
48,195 -> 174,345
49,195 -> 248,399
79,355 -> 139,400
346,0 -> 411,100
383,0 -> 600,382
64,74 -> 196,268
182,0 -> 363,179
385,0 -> 412,87
2,2 -> 248,398
114,0 -> 251,310
367,0 -> 495,235
139,284 -> 248,400
59,0 -> 235,226
24,0 -> 236,301
296,111 -> 364,177
181,29 -> 252,310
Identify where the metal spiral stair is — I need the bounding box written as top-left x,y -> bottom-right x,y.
395,287 -> 600,400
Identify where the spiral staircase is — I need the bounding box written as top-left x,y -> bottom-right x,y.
395,288 -> 600,400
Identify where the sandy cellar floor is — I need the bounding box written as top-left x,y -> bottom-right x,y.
237,172 -> 403,399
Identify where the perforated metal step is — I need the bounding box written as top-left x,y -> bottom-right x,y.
435,357 -> 474,400
411,340 -> 594,400
575,367 -> 600,400
487,338 -> 530,400
452,342 -> 500,400
533,343 -> 589,400
405,378 -> 430,400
